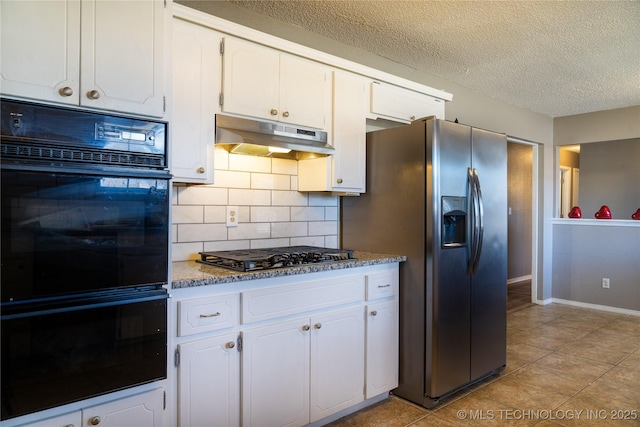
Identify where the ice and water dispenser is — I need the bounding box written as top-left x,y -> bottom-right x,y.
442,196 -> 467,247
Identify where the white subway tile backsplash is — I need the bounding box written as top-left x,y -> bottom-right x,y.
291,236 -> 326,247
214,147 -> 229,170
203,206 -> 227,223
172,205 -> 204,224
203,240 -> 250,252
324,235 -> 338,248
171,156 -> 342,262
271,222 -> 308,238
229,153 -> 271,173
228,222 -> 271,240
251,238 -> 290,249
272,158 -> 297,175
309,193 -> 338,206
272,190 -> 308,206
172,242 -> 204,261
214,170 -> 251,189
229,188 -> 271,206
291,206 -> 325,222
251,173 -> 290,190
308,221 -> 338,236
324,206 -> 338,221
178,185 -> 228,205
251,206 -> 290,222
178,223 -> 228,242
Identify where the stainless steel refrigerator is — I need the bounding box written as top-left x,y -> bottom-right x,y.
341,117 -> 507,408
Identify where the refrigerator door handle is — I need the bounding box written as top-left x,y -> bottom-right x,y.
472,168 -> 484,274
467,167 -> 479,275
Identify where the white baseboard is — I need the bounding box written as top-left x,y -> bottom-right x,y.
507,275 -> 532,285
550,298 -> 640,317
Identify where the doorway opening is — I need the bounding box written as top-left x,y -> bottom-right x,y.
507,137 -> 539,311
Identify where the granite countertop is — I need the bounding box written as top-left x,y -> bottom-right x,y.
172,251 -> 406,289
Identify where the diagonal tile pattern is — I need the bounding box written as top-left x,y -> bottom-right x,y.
327,303 -> 640,426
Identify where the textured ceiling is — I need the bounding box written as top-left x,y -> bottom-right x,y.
221,0 -> 640,118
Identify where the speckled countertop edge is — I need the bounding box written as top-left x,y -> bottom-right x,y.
171,251 -> 406,288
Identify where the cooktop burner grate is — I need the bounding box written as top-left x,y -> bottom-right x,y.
197,246 -> 356,272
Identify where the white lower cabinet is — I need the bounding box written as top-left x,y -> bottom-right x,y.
17,388 -> 165,427
241,306 -> 364,427
177,334 -> 240,427
365,300 -> 399,398
173,264 -> 399,427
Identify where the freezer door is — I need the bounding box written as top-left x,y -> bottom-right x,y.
428,120 -> 472,398
470,127 -> 508,380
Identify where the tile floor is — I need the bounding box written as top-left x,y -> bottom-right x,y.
327,303 -> 640,426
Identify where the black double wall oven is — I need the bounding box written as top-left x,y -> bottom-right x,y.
0,100 -> 170,420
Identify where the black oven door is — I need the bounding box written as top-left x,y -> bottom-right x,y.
1,168 -> 169,302
1,287 -> 168,420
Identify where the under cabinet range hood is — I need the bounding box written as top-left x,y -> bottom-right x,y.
215,114 -> 333,159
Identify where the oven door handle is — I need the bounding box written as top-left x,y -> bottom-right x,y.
1,288 -> 169,320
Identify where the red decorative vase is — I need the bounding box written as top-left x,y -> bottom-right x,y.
595,205 -> 612,219
568,206 -> 582,218
632,208 -> 640,220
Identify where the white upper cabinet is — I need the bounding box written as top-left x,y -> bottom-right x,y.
0,0 -> 166,118
370,81 -> 445,123
221,36 -> 330,130
299,70 -> 367,193
171,18 -> 220,183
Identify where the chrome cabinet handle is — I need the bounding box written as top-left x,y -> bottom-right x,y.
370,310 -> 378,316
226,341 -> 235,349
377,284 -> 391,288
196,167 -> 205,174
302,324 -> 310,331
410,115 -> 416,120
60,86 -> 73,96
270,108 -> 278,116
282,111 -> 290,118
87,90 -> 100,100
89,416 -> 101,425
314,323 -> 322,329
200,312 -> 221,318
336,178 -> 343,184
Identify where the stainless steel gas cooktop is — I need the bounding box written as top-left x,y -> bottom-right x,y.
197,246 -> 356,272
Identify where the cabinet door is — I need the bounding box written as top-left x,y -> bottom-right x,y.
12,411 -> 82,427
171,18 -> 219,183
370,81 -> 444,122
81,0 -> 165,117
221,37 -> 279,121
365,300 -> 399,398
82,388 -> 164,427
279,53 -> 329,130
310,306 -> 364,423
0,0 -> 81,104
242,319 -> 310,427
331,71 -> 366,192
178,334 -> 240,427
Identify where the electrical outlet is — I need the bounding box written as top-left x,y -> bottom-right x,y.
602,278 -> 610,289
226,206 -> 239,228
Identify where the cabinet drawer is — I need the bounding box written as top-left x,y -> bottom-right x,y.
242,275 -> 364,324
366,271 -> 398,301
178,293 -> 239,337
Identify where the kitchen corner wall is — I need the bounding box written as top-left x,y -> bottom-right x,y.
171,147 -> 339,262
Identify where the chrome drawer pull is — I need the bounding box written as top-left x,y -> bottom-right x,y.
377,284 -> 391,288
200,312 -> 221,318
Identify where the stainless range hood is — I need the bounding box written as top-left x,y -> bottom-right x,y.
215,114 -> 333,159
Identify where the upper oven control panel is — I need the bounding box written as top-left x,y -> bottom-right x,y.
1,99 -> 167,170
